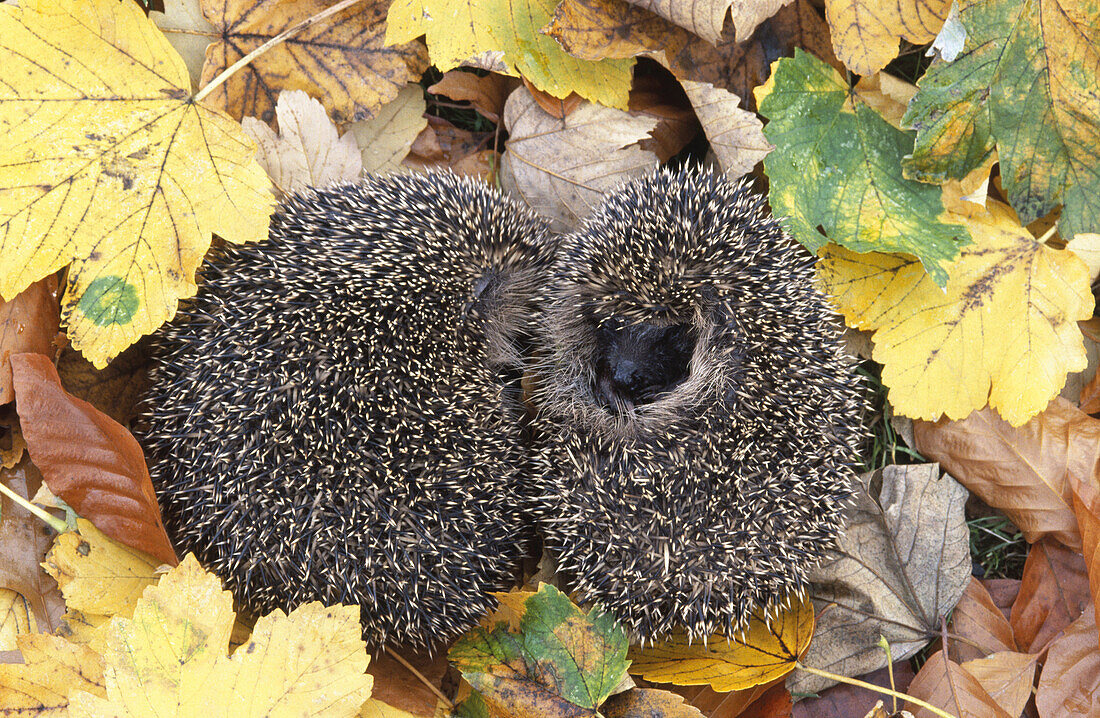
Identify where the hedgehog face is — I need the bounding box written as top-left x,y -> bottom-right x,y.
592,318 -> 697,411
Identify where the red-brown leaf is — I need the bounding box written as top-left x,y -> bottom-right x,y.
950,578 -> 1018,663
1010,538 -> 1091,654
10,353 -> 176,566
904,650 -> 1010,718
0,279 -> 60,405
1035,606 -> 1100,718
1068,470 -> 1100,646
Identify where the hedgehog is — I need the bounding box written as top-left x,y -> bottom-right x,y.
531,167 -> 866,641
137,172 -> 554,648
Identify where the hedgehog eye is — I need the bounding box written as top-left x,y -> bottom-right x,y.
593,321 -> 697,411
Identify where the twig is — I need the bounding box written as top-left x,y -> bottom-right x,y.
0,482 -> 66,534
382,645 -> 454,711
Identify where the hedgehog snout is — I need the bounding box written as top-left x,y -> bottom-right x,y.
593,320 -> 698,411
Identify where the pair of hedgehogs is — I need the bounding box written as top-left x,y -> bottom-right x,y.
139,168 -> 865,648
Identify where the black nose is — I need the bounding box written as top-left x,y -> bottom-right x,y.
613,359 -> 642,393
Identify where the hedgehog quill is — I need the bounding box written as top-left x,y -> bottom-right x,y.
139,173 -> 553,647
532,167 -> 867,642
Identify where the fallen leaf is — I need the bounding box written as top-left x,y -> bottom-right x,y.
1035,605 -> 1100,718
902,0 -> 1100,240
602,688 -> 707,717
12,353 -> 176,566
660,676 -> 787,717
790,663 -> 916,718
980,579 -> 1019,623
628,72 -> 700,162
202,0 -> 427,124
0,588 -> 35,651
150,0 -> 218,87
448,583 -> 629,716
500,87 -> 658,231
903,650 -> 1009,718
55,344 -> 151,428
385,0 -> 633,108
0,279 -> 60,406
1010,538 -> 1091,654
429,70 -> 519,124
824,0 -> 949,76
790,465 -> 970,695
756,50 -> 969,285
959,651 -> 1036,718
0,0 -> 274,368
0,633 -> 107,714
1068,468 -> 1100,639
948,578 -> 1017,663
243,90 -> 362,196
347,85 -> 429,175
67,554 -> 373,717
630,594 -> 813,693
622,0 -> 792,44
914,400 -> 1100,547
820,208 -> 1094,426
367,648 -> 449,717
679,82 -> 771,177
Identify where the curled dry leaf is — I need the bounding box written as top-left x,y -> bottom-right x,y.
903,650 -> 1010,718
790,464 -> 970,695
1010,538 -> 1091,655
914,399 -> 1100,550
243,90 -> 362,196
11,353 -> 177,567
948,578 -> 1017,664
0,278 -> 60,406
202,0 -> 428,124
348,85 -> 428,175
679,81 -> 771,177
429,70 -> 519,124
55,344 -> 151,428
1035,605 -> 1100,718
501,86 -> 658,232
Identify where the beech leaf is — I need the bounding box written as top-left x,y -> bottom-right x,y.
1009,538 -> 1091,655
1034,606 -> 1100,718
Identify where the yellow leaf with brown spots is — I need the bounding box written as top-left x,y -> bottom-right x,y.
817,202 -> 1095,426
0,633 -> 107,715
0,0 -> 274,368
202,0 -> 428,124
825,0 -> 950,75
628,592 -> 813,692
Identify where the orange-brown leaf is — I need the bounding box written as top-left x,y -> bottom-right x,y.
0,279 -> 60,405
904,650 -> 1010,718
949,578 -> 1017,663
1069,469 -> 1100,644
914,400 -> 1100,550
1035,606 -> 1100,718
10,353 -> 176,566
1010,538 -> 1091,654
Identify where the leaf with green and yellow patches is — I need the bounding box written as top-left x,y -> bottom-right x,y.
385,0 -> 633,108
449,584 -> 629,715
903,0 -> 1100,240
0,0 -> 274,368
817,202 -> 1095,426
628,593 -> 813,692
755,50 -> 969,286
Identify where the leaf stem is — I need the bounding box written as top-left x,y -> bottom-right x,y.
795,662 -> 958,718
0,481 -> 67,534
193,0 -> 367,104
1035,223 -> 1059,244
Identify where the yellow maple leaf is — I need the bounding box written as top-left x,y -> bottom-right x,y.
0,633 -> 107,712
65,554 -> 373,718
825,0 -> 951,75
628,592 -> 814,692
0,0 -> 274,368
818,202 -> 1094,426
385,0 -> 632,108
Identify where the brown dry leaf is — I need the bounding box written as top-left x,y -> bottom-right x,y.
660,676 -> 785,717
603,688 -> 707,717
200,0 -> 428,123
11,353 -> 176,567
624,0 -> 793,44
732,682 -> 792,718
404,117 -> 495,178
981,579 -> 1020,622
349,85 -> 428,175
959,651 -> 1036,718
825,0 -> 950,75
547,0 -> 838,107
948,578 -> 1017,663
367,648 -> 449,717
914,399 -> 1100,550
1068,468 -> 1100,636
243,90 -> 362,195
1010,538 -> 1092,654
500,86 -> 658,231
904,650 -> 1009,718
430,70 -> 519,123
628,72 -> 699,162
0,461 -> 65,637
524,79 -> 584,119
679,81 -> 770,177
790,465 -> 970,695
0,633 -> 107,714
791,663 -> 916,718
1035,605 -> 1100,718
55,344 -> 151,428
0,279 -> 61,406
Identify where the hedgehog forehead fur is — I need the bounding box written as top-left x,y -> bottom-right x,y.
140,172 -> 553,648
533,166 -> 866,641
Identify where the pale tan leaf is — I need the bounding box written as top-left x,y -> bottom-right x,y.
500,87 -> 658,231
959,651 -> 1036,718
151,0 -> 217,88
624,0 -> 793,44
680,81 -> 771,177
904,650 -> 1009,718
349,85 -> 429,175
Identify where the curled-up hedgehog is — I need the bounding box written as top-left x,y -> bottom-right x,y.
532,167 -> 866,641
138,172 -> 553,647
